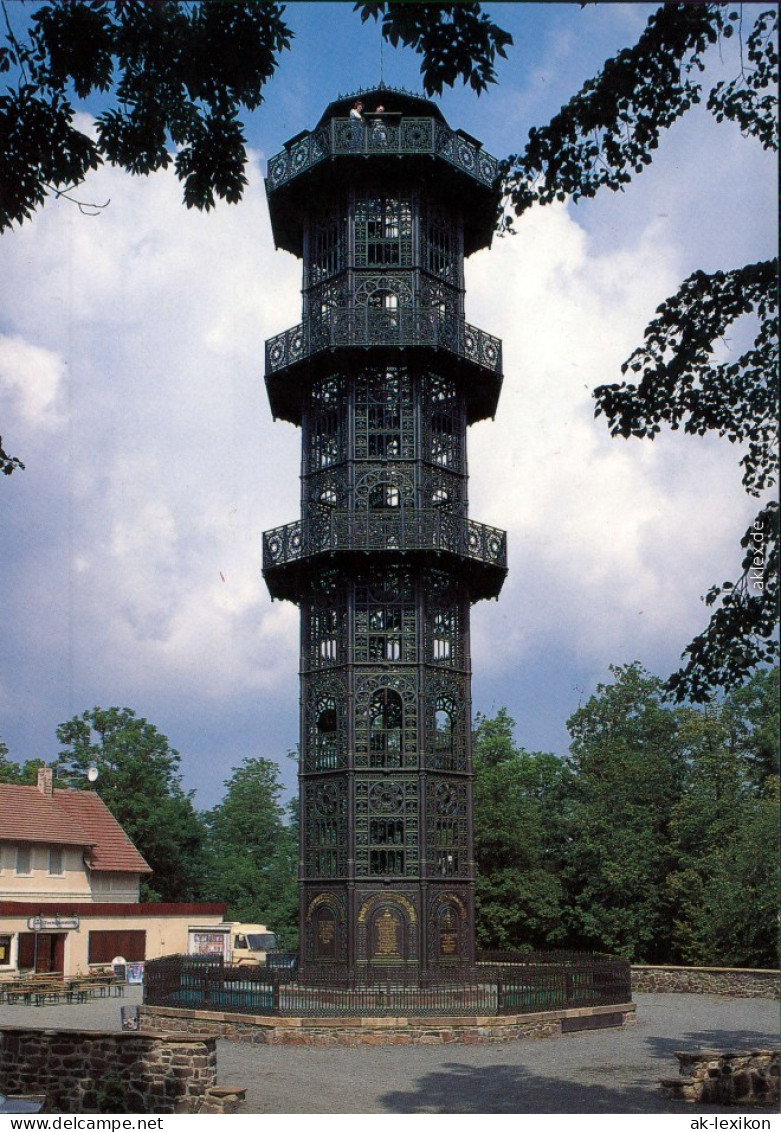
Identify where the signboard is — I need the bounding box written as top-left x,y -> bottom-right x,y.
27,914 -> 80,932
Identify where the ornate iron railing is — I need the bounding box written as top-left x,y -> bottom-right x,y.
262,511 -> 507,571
143,952 -> 632,1018
265,310 -> 502,376
267,117 -> 499,193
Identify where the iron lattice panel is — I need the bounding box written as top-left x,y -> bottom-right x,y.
354,272 -> 414,309
425,779 -> 470,877
303,778 -> 348,877
354,367 -> 415,460
425,571 -> 467,669
354,566 -> 417,665
302,572 -> 348,671
425,373 -> 466,472
304,278 -> 350,322
305,209 -> 345,287
304,375 -> 347,472
355,778 -> 420,878
423,199 -> 462,287
424,674 -> 469,772
354,197 -> 414,269
303,673 -> 348,771
427,889 -> 473,964
353,671 -> 418,772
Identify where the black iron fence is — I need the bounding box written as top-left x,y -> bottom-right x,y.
144,951 -> 631,1018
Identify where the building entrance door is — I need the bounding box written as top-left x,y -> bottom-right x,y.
27,932 -> 66,973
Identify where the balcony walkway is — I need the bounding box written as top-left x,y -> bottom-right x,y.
265,310 -> 502,378
262,511 -> 507,573
267,116 -> 499,194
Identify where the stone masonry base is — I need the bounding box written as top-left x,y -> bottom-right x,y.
661,1049 -> 780,1105
0,1028 -> 245,1114
632,966 -> 779,998
139,1001 -> 636,1046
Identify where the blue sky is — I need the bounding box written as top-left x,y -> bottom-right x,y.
0,3 -> 777,806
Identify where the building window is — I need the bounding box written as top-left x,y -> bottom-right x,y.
49,847 -> 63,875
0,934 -> 11,964
16,846 -> 31,875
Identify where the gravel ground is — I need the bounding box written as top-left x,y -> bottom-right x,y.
1,989 -> 778,1114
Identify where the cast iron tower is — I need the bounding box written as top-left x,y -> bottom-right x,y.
262,88 -> 506,980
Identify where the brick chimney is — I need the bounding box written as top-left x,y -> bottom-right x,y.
37,766 -> 54,797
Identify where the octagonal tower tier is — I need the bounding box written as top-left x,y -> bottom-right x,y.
262,87 -> 507,981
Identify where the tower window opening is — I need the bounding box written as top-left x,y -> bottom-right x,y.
434,702 -> 455,764
369,689 -> 403,768
356,197 -> 412,267
369,482 -> 400,510
369,818 -> 405,875
433,612 -> 455,662
315,698 -> 339,769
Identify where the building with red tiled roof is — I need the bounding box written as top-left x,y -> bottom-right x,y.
0,768 -> 226,977
0,767 -> 150,904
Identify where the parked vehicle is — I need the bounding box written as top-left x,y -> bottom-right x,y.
187,924 -> 277,966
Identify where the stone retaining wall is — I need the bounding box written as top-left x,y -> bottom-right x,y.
139,1001 -> 635,1047
661,1049 -> 780,1105
631,966 -> 779,999
0,1028 -> 244,1114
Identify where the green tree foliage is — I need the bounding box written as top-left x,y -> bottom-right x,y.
472,709 -> 567,950
667,672 -> 780,966
0,0 -> 292,230
355,3 -> 512,95
0,436 -> 24,476
0,0 -> 509,234
562,664 -> 684,961
0,739 -> 42,783
500,3 -> 778,700
55,706 -> 205,902
201,756 -> 298,948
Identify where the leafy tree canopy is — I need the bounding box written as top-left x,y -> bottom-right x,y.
0,0 -> 293,230
667,671 -> 780,966
0,739 -> 42,783
563,663 -> 684,961
0,0 -> 510,233
55,706 -> 206,901
201,755 -> 298,948
472,709 -> 568,951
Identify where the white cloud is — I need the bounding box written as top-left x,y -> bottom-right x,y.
0,334 -> 67,429
465,200 -> 757,682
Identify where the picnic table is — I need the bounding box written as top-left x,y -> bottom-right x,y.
1,974 -> 64,1005
0,972 -> 124,1005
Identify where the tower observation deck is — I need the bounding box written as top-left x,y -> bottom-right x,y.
262,88 -> 507,980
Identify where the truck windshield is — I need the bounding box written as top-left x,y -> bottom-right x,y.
246,933 -> 276,950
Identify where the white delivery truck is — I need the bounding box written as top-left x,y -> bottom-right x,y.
187,923 -> 278,966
